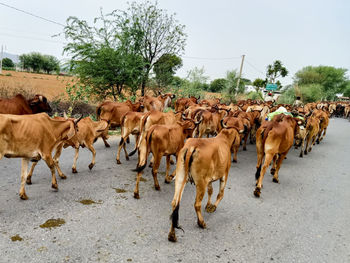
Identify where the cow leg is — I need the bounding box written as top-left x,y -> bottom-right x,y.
320,128 -> 327,142
72,148 -> 79,174
53,144 -> 66,179
44,156 -> 58,190
242,130 -> 249,151
151,153 -> 162,191
254,153 -> 274,197
164,155 -> 172,183
87,144 -> 96,170
299,137 -> 305,158
316,130 -> 322,144
149,156 -> 154,168
270,154 -> 278,175
272,152 -> 288,183
116,136 -> 127,164
304,135 -> 311,155
122,141 -> 129,161
101,131 -> 110,148
19,158 -> 29,200
232,145 -> 238,163
211,174 -> 229,211
309,136 -> 317,152
194,182 -> 206,228
205,182 -> 214,212
133,171 -> 142,199
26,161 -> 38,185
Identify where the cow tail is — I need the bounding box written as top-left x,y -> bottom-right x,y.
169,146 -> 195,232
133,127 -> 154,172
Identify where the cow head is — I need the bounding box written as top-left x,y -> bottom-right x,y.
28,94 -> 52,114
66,115 -> 83,142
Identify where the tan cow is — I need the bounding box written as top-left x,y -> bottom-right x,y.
133,120 -> 197,199
141,93 -> 175,112
0,113 -> 81,200
168,123 -> 242,242
254,115 -> 302,197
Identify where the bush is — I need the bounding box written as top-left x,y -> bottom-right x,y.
277,87 -> 295,104
50,98 -> 96,118
300,84 -> 324,102
246,91 -> 263,100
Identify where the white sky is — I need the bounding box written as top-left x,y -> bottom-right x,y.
0,0 -> 349,85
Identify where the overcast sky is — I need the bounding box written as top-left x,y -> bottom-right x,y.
0,0 -> 349,85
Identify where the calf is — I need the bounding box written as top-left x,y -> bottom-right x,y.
0,94 -> 52,115
0,113 -> 80,200
168,123 -> 241,242
133,120 -> 197,199
26,117 -> 109,183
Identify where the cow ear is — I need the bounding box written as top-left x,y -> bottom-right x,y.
96,120 -> 109,132
66,122 -> 76,140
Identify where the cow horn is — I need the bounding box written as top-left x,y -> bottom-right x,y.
197,95 -> 200,100
220,119 -> 227,128
158,90 -> 162,96
39,95 -> 43,101
74,115 -> 83,124
63,112 -> 68,119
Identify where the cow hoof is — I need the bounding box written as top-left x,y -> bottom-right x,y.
133,192 -> 140,199
272,178 -> 279,183
232,159 -> 237,163
105,143 -> 111,148
197,220 -> 206,229
270,168 -> 276,175
316,140 -> 320,144
170,160 -> 175,165
126,156 -> 130,161
60,175 -> 67,179
26,179 -> 32,185
243,147 -> 247,151
299,153 -> 303,158
19,193 -> 28,200
168,232 -> 177,242
117,160 -> 121,165
164,179 -> 171,184
304,150 -> 308,155
72,168 -> 78,174
205,204 -> 216,213
308,148 -> 312,152
52,183 -> 58,190
149,163 -> 153,168
254,187 -> 261,197
88,163 -> 94,170
155,185 -> 161,191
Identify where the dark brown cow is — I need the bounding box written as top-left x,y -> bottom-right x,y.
0,94 -> 52,115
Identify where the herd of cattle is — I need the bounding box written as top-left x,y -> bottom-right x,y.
0,93 -> 349,242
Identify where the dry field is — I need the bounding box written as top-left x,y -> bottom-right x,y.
0,70 -> 74,100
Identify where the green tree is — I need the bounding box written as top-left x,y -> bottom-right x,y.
210,78 -> 226,92
225,70 -> 246,97
153,54 -> 182,90
19,54 -> 31,71
42,55 -> 60,74
2,58 -> 14,68
62,9 -> 146,101
266,60 -> 288,84
294,66 -> 349,100
127,1 -> 187,95
252,78 -> 266,92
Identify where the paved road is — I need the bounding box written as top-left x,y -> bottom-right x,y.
0,118 -> 349,263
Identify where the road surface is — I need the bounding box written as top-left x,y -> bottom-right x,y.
0,118 -> 349,262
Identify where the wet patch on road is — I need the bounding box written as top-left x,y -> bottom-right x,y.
78,199 -> 103,205
40,218 -> 66,229
11,234 -> 23,242
113,188 -> 127,193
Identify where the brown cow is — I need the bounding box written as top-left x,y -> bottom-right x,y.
96,100 -> 143,147
26,117 -> 109,182
0,113 -> 81,200
133,120 -> 197,199
168,123 -> 241,242
174,96 -> 199,112
303,116 -> 320,155
254,115 -> 302,197
311,109 -> 329,144
116,111 -> 145,164
0,94 -> 52,115
142,93 -> 175,112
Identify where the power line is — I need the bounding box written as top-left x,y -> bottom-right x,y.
245,59 -> 265,76
0,32 -> 66,44
0,2 -> 65,27
182,56 -> 241,61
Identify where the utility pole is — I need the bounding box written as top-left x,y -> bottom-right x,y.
235,54 -> 245,93
0,45 -> 3,74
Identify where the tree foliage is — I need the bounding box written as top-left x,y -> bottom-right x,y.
210,78 -> 226,92
225,70 -> 247,97
127,1 -> 187,95
294,66 -> 349,100
266,60 -> 288,84
2,58 -> 14,68
62,9 -> 146,100
153,54 -> 182,90
19,52 -> 59,73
